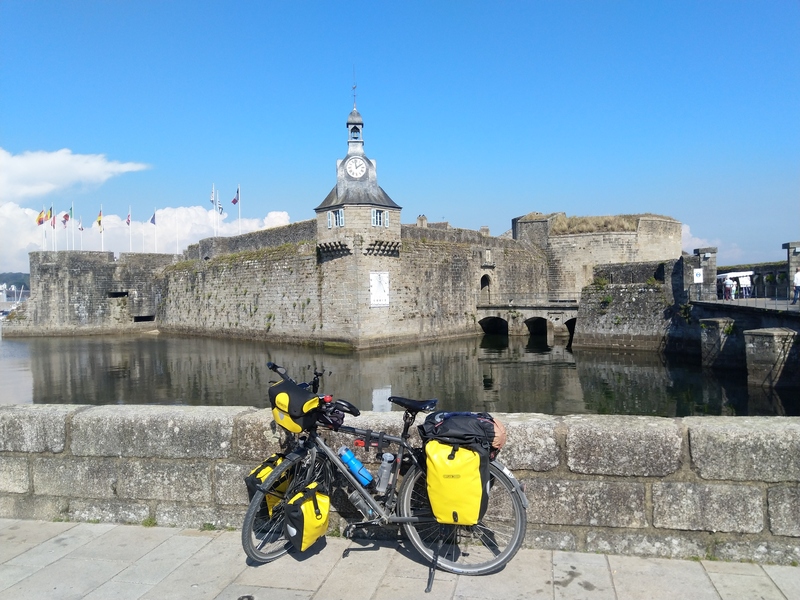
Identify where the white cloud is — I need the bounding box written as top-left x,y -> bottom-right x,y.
682,223 -> 744,265
0,203 -> 290,273
0,147 -> 149,204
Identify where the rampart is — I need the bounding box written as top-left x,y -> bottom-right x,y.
2,405 -> 799,564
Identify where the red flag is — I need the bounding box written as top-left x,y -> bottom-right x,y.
62,213 -> 70,228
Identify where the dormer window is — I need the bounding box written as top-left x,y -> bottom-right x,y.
371,209 -> 389,228
327,209 -> 345,228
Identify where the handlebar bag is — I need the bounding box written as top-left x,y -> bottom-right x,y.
269,379 -> 321,433
244,453 -> 291,517
284,482 -> 330,551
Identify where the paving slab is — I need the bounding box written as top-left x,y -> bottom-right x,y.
608,555 -> 720,600
139,530 -> 245,600
314,538 -> 395,600
554,551 -> 616,600
6,522 -> 114,568
214,583 -> 313,600
83,580 -> 153,600
234,536 -> 344,591
453,548 -> 553,600
69,524 -> 180,562
112,531 -> 213,585
763,564 -> 800,599
0,520 -> 76,562
0,556 -> 127,600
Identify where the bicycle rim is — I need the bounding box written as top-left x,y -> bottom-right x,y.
241,451 -> 330,563
399,462 -> 527,575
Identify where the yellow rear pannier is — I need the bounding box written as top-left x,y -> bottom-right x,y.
425,439 -> 489,525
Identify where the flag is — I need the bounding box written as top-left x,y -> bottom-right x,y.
36,210 -> 46,226
62,213 -> 70,228
46,207 -> 53,221
232,188 -> 239,205
210,187 -> 215,206
150,212 -> 156,225
96,210 -> 103,232
78,219 -> 84,232
126,213 -> 131,226
51,212 -> 56,228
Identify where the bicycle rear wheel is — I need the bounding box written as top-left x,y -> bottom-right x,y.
398,462 -> 527,575
241,450 -> 330,563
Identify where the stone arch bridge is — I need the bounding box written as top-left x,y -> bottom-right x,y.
476,294 -> 580,344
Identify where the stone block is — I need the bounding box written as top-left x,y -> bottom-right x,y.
585,531 -> 709,559
0,404 -> 78,453
653,482 -> 763,533
118,460 -> 213,503
214,463 -> 251,506
0,494 -> 68,520
0,456 -> 29,493
231,409 -> 285,461
523,478 -> 646,528
68,499 -> 151,524
768,486 -> 800,537
32,457 -> 118,499
566,415 -> 681,476
523,527 -> 577,551
155,503 -> 245,529
500,414 -> 559,472
713,539 -> 800,566
686,417 -> 800,481
71,405 -> 251,459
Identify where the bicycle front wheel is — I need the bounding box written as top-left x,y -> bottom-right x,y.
241,450 -> 330,563
398,462 -> 527,575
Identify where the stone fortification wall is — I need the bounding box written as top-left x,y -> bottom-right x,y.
2,405 -> 800,565
157,233 -> 546,349
572,258 -> 698,353
184,220 -> 317,262
513,215 -> 682,297
2,252 -> 178,336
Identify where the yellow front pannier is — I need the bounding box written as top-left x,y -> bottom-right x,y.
283,481 -> 330,551
425,439 -> 489,526
244,454 -> 291,517
269,379 -> 321,433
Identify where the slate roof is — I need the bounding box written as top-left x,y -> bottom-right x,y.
316,183 -> 400,211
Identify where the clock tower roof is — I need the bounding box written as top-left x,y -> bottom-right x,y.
315,106 -> 401,212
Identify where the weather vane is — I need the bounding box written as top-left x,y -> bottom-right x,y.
352,66 -> 357,108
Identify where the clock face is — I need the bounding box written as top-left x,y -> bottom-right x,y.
345,157 -> 367,178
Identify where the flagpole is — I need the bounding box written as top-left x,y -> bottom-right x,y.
79,217 -> 83,250
154,207 -> 158,253
129,206 -> 132,252
238,184 -> 241,235
100,204 -> 104,252
54,207 -> 58,252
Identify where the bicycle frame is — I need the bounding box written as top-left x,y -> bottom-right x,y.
295,422 -> 431,526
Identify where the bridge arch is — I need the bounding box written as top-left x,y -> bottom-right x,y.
478,316 -> 508,335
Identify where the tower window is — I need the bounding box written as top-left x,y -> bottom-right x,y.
371,209 -> 389,228
350,127 -> 360,140
328,209 -> 345,228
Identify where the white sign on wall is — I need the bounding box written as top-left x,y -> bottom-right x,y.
370,272 -> 390,306
693,269 -> 704,284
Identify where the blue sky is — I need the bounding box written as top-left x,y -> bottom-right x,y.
1,1 -> 798,272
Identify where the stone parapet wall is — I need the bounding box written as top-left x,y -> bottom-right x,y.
184,220 -> 317,262
2,405 -> 799,564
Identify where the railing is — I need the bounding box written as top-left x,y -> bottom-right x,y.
695,284 -> 800,312
476,292 -> 581,307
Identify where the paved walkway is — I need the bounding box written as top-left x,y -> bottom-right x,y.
1,518 -> 798,600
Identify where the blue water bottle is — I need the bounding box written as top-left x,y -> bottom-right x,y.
338,446 -> 374,487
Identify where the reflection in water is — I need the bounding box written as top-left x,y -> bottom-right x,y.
0,333 -> 796,416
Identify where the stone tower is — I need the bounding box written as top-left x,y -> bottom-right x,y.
313,105 -> 403,343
